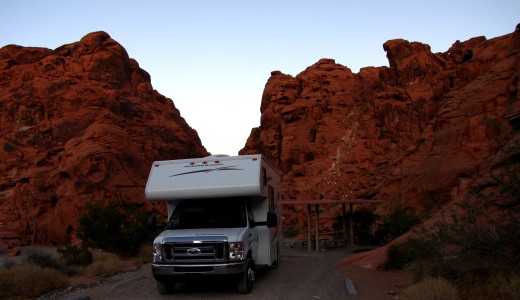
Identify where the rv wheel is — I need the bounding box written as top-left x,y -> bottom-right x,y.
237,260 -> 255,294
156,279 -> 176,294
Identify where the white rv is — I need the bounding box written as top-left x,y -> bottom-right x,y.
145,154 -> 282,294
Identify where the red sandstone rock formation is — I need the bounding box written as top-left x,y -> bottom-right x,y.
0,32 -> 209,248
241,26 -> 520,246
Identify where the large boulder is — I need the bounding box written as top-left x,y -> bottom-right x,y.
241,26 -> 520,234
0,32 -> 209,247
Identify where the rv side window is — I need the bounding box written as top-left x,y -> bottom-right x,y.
268,185 -> 275,212
262,167 -> 267,187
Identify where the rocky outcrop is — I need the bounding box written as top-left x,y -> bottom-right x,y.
241,26 -> 520,229
0,32 -> 209,247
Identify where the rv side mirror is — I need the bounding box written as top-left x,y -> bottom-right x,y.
267,212 -> 278,228
147,214 -> 157,228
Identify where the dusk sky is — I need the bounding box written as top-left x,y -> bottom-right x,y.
1,1 -> 519,155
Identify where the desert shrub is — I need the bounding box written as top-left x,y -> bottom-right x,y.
25,249 -> 62,270
352,207 -> 377,230
352,207 -> 378,244
136,243 -> 153,265
424,199 -> 519,268
0,264 -> 69,299
400,276 -> 458,300
332,207 -> 380,245
380,201 -> 421,242
385,238 -> 438,270
58,244 -> 93,266
421,172 -> 520,271
407,164 -> 520,298
85,252 -> 123,277
455,271 -> 520,300
283,224 -> 302,238
77,202 -> 149,255
2,259 -> 16,269
405,260 -> 439,282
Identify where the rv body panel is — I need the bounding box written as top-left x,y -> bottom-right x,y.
145,155 -> 269,201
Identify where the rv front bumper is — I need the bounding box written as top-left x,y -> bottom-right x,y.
152,260 -> 248,278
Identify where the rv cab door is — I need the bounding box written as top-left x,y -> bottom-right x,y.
246,203 -> 259,263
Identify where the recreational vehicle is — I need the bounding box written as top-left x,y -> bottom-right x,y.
145,154 -> 281,294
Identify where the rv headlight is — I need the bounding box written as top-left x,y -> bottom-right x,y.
229,242 -> 244,261
153,243 -> 163,262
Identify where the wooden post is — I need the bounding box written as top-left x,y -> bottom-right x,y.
342,203 -> 347,242
315,204 -> 320,252
349,203 -> 354,246
307,204 -> 312,251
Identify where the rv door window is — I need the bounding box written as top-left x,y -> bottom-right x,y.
246,203 -> 255,228
166,198 -> 247,229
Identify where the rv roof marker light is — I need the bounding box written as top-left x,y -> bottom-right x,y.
203,161 -> 208,164
215,160 -> 220,164
190,162 -> 195,165
252,157 -> 258,161
154,164 -> 160,167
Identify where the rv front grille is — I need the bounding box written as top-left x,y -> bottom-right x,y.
162,242 -> 227,263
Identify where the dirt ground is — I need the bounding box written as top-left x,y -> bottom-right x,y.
1,242 -> 414,299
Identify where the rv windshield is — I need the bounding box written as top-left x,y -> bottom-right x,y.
166,198 -> 247,229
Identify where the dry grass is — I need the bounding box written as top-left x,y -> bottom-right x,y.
400,276 -> 459,300
504,276 -> 520,300
85,251 -> 123,277
403,261 -> 520,300
457,272 -> 520,300
0,264 -> 69,299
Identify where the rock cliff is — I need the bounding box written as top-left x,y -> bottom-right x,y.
241,27 -> 520,229
0,32 -> 209,248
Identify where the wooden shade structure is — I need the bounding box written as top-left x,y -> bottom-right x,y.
280,199 -> 384,251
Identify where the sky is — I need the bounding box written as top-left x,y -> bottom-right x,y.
1,1 -> 519,156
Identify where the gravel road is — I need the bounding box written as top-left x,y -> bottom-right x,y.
39,244 -> 412,300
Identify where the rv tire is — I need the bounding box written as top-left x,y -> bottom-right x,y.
237,260 -> 255,294
156,279 -> 176,294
